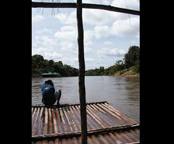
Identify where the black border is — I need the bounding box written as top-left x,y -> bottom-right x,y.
3,1 -> 31,143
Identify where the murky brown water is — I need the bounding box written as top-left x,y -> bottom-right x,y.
32,76 -> 140,122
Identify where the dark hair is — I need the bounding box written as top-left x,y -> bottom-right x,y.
45,79 -> 54,86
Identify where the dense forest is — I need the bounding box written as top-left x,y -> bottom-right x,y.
32,55 -> 78,76
32,45 -> 140,77
85,45 -> 140,76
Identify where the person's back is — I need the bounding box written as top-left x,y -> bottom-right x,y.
41,79 -> 61,107
41,80 -> 56,106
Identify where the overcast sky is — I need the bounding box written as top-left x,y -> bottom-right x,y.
32,0 -> 140,70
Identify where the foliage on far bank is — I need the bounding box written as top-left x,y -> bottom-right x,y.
32,45 -> 139,77
32,55 -> 78,77
85,45 -> 140,76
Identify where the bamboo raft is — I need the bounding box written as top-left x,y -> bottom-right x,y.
32,101 -> 140,144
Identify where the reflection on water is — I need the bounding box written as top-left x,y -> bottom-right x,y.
32,76 -> 140,122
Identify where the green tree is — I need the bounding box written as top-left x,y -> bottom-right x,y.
124,46 -> 140,68
115,60 -> 125,71
32,54 -> 78,77
32,54 -> 45,75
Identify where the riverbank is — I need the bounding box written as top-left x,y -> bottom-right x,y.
114,73 -> 140,77
113,68 -> 140,77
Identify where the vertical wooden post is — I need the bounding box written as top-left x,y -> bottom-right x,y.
77,0 -> 87,144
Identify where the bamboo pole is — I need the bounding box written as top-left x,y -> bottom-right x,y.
92,104 -> 106,114
124,131 -> 139,142
38,107 -> 44,136
72,106 -> 82,129
133,129 -> 140,140
87,105 -> 108,127
91,135 -> 100,144
101,103 -> 132,124
72,137 -> 79,144
59,108 -> 65,124
85,105 -> 105,128
99,103 -> 129,125
128,130 -> 139,141
84,110 -> 102,144
98,134 -> 111,143
32,107 -> 37,122
119,131 -> 133,143
77,0 -> 87,143
54,138 -> 60,144
88,104 -> 116,127
104,134 -> 116,143
74,105 -> 94,131
93,104 -> 121,126
104,103 -> 137,124
60,108 -> 68,133
108,132 -> 119,142
55,108 -> 62,133
68,107 -> 80,132
114,132 -> 127,143
48,108 -> 53,134
96,104 -> 121,120
51,108 -> 58,134
44,107 -> 48,135
63,108 -> 74,132
87,136 -> 94,144
68,107 -> 81,144
32,107 -> 40,136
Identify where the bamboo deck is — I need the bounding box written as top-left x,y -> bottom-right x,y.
32,101 -> 140,144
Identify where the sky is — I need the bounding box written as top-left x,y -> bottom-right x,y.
32,0 -> 140,70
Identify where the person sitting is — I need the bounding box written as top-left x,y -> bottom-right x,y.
41,79 -> 61,107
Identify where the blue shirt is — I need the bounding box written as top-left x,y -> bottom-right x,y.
41,83 -> 56,105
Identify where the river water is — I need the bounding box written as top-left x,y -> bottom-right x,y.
32,76 -> 140,122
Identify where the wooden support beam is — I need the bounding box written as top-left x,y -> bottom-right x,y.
82,3 -> 140,15
32,2 -> 140,15
77,0 -> 87,143
32,2 -> 76,8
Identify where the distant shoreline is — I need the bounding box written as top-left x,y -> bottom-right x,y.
32,74 -> 140,78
